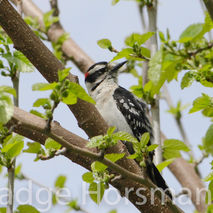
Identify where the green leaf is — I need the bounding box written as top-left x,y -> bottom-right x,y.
0,207 -> 6,213
107,126 -> 116,136
0,94 -> 13,124
61,92 -> 77,105
179,23 -> 204,43
0,86 -> 16,97
206,180 -> 213,203
156,158 -> 175,172
1,141 -> 24,158
16,205 -> 40,213
203,12 -> 213,33
203,172 -> 213,182
109,210 -> 117,213
203,124 -> 213,155
105,153 -> 125,162
203,107 -> 213,117
43,10 -> 59,30
89,182 -> 105,204
161,53 -> 182,82
91,161 -> 107,172
67,199 -> 79,210
55,175 -> 66,188
148,49 -> 164,95
189,93 -> 212,113
58,68 -> 70,82
125,32 -> 155,46
140,132 -> 150,147
15,163 -> 22,176
23,142 -> 42,154
159,31 -> 165,42
163,139 -> 190,159
140,47 -> 150,58
147,144 -> 158,152
138,32 -> 155,45
52,193 -> 57,205
112,0 -> 119,5
82,172 -> 94,183
181,71 -> 195,89
68,82 -> 95,104
97,39 -> 112,49
2,52 -> 34,73
111,48 -> 134,62
4,134 -> 24,146
45,138 -> 61,150
33,98 -> 50,107
56,33 -> 70,45
112,131 -> 138,143
127,153 -> 138,159
32,82 -> 57,91
13,51 -> 34,73
87,135 -> 104,148
206,204 -> 213,213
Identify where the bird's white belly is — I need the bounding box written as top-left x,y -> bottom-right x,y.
96,95 -> 133,135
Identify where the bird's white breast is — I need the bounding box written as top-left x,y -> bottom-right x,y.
90,81 -> 133,135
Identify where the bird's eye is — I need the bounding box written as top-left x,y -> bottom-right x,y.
85,72 -> 89,79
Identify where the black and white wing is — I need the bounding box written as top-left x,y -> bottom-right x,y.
113,86 -> 153,142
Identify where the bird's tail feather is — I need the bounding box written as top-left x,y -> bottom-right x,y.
146,160 -> 173,199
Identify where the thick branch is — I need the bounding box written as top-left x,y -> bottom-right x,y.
3,0 -> 107,138
7,107 -> 182,213
160,133 -> 206,212
168,158 -> 206,212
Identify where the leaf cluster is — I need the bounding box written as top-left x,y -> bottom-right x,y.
24,138 -> 61,161
158,13 -> 213,91
31,68 -> 95,119
0,27 -> 34,77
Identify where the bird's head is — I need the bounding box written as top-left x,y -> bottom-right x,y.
85,61 -> 127,94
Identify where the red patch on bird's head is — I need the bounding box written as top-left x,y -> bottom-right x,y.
85,72 -> 89,79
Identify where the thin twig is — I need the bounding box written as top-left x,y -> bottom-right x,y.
38,147 -> 67,160
194,153 -> 208,167
188,42 -> 213,57
46,101 -> 59,132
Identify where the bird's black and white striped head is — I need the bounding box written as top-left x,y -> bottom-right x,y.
85,61 -> 127,94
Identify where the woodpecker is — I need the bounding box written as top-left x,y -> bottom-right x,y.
85,61 -> 172,199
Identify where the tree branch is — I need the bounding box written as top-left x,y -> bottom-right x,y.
6,0 -> 108,139
146,1 -> 162,165
168,158 -> 206,212
0,0 -> 207,211
7,106 -> 182,213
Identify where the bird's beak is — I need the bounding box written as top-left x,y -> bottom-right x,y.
109,61 -> 128,73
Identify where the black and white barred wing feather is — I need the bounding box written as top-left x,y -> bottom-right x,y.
113,86 -> 153,142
